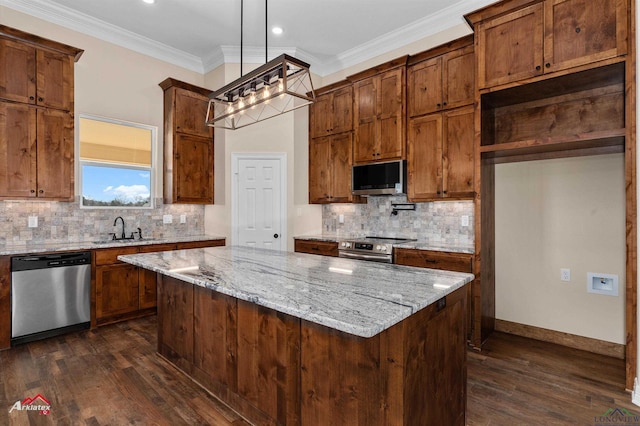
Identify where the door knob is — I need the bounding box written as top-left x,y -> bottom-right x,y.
274,234 -> 279,239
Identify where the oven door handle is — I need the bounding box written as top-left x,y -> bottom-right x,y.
339,251 -> 392,262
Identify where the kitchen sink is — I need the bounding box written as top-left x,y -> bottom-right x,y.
92,238 -> 157,245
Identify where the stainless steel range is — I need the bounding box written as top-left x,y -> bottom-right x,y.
338,236 -> 416,263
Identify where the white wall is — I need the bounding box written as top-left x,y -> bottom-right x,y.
495,154 -> 626,344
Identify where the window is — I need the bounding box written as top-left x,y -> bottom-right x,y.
79,115 -> 155,208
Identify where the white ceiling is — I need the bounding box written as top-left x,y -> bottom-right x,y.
0,0 -> 496,76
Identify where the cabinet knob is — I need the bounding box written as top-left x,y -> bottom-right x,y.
443,102 -> 447,106
38,97 -> 43,102
437,103 -> 441,107
575,27 -> 581,33
545,63 -> 551,68
443,190 -> 448,194
536,65 -> 541,71
30,189 -> 35,193
29,96 -> 35,101
38,189 -> 44,194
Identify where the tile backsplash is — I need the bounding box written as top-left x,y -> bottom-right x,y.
322,196 -> 474,247
0,198 -> 204,247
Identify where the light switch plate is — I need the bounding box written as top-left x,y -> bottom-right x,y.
163,214 -> 173,224
180,214 -> 186,224
561,268 -> 571,282
28,216 -> 38,228
461,215 -> 469,227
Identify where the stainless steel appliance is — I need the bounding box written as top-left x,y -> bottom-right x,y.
11,251 -> 91,345
352,160 -> 406,196
338,237 -> 415,263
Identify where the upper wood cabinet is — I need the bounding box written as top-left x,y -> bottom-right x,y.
309,85 -> 353,138
407,106 -> 474,201
0,37 -> 76,111
160,78 -> 214,204
352,64 -> 406,164
475,0 -> 628,89
408,42 -> 474,117
309,132 -> 354,204
0,26 -> 82,201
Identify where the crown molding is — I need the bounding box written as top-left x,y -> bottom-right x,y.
319,0 -> 489,77
0,0 -> 205,73
0,0 -> 491,78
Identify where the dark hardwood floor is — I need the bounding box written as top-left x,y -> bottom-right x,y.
0,316 -> 635,425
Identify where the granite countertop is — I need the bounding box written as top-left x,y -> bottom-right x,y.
0,234 -> 226,256
118,246 -> 474,338
294,234 -> 474,254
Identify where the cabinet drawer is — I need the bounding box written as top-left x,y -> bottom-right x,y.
294,240 -> 338,257
94,246 -> 139,265
138,243 -> 177,254
394,248 -> 472,273
177,239 -> 225,250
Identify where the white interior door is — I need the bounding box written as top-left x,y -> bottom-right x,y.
232,153 -> 286,250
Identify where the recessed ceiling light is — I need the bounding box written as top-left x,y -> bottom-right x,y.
142,0 -> 155,4
272,27 -> 283,35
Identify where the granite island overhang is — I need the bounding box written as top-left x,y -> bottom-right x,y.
119,246 -> 475,425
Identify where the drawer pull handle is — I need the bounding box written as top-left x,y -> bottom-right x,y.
424,259 -> 437,264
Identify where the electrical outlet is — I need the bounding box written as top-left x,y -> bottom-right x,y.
163,214 -> 173,224
561,268 -> 571,282
28,216 -> 38,228
339,214 -> 344,224
461,215 -> 470,227
180,214 -> 186,224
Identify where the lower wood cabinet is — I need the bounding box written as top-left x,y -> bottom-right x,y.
394,247 -> 473,273
294,239 -> 339,257
94,239 -> 225,326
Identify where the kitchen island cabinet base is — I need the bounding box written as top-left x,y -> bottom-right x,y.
157,274 -> 467,426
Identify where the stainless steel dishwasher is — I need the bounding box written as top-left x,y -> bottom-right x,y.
11,251 -> 91,345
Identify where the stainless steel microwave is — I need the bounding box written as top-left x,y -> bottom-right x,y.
352,160 -> 406,196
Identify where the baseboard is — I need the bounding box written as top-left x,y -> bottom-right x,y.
494,319 -> 625,359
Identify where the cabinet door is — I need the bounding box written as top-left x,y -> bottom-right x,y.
36,49 -> 73,111
174,133 -> 214,203
330,132 -> 354,202
0,103 -> 37,198
477,3 -> 544,88
309,93 -> 333,138
36,108 -> 74,200
443,46 -> 475,110
408,57 -> 442,117
331,86 -> 353,135
378,68 -> 405,161
96,263 -> 140,320
0,38 -> 36,104
443,107 -> 474,199
175,88 -> 212,138
309,137 -> 332,203
353,77 -> 378,163
407,113 -> 442,201
139,268 -> 158,310
544,0 -> 627,73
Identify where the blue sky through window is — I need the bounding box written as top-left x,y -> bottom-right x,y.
82,164 -> 151,207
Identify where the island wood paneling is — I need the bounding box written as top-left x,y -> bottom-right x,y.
294,239 -> 338,257
157,275 -> 194,372
157,272 -> 468,425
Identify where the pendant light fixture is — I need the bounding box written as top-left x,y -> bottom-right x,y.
206,0 -> 315,130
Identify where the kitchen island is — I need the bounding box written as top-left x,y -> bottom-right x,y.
119,246 -> 474,426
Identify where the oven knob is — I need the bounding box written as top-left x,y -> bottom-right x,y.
381,246 -> 387,252
376,245 -> 381,251
341,242 -> 346,247
345,242 -> 351,248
